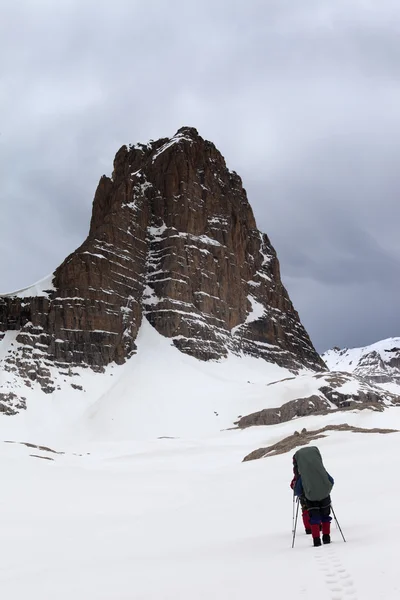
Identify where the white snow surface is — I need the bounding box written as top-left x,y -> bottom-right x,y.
0,273 -> 55,298
244,295 -> 265,323
1,405 -> 400,598
1,322 -> 400,598
0,320 -> 294,445
231,295 -> 266,335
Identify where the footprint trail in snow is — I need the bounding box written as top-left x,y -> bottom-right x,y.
314,546 -> 358,600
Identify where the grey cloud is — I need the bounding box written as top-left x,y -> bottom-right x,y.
286,275 -> 399,353
1,0 -> 399,351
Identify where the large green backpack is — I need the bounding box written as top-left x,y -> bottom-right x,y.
294,446 -> 333,501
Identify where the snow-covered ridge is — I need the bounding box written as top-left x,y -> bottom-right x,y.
151,131 -> 194,163
323,338 -> 400,370
322,337 -> 400,394
0,274 -> 55,299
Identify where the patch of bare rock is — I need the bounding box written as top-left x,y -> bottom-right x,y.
0,393 -> 26,415
3,441 -> 89,458
30,454 -> 55,461
236,372 -> 400,429
243,424 -> 399,462
4,440 -> 64,454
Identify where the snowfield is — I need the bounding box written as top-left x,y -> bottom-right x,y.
0,319 -> 296,445
1,414 -> 400,599
1,322 -> 400,598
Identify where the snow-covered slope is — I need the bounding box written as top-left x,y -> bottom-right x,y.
0,274 -> 55,298
1,321 -> 398,447
323,338 -> 400,394
0,319 -> 296,446
1,321 -> 400,599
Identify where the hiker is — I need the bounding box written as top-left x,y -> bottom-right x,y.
291,446 -> 334,547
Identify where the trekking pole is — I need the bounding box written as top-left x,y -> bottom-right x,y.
292,491 -> 296,533
331,504 -> 346,543
291,497 -> 300,548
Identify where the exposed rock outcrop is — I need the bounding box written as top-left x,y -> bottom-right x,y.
236,371 -> 400,428
237,395 -> 335,428
0,392 -> 26,415
243,424 -> 399,462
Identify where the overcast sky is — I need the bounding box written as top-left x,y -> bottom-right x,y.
1,0 -> 399,352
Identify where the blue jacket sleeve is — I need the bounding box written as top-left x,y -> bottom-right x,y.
294,476 -> 303,497
328,473 -> 334,486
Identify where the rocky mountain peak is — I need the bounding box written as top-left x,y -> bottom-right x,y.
0,128 -> 326,408
175,125 -> 199,136
323,338 -> 400,391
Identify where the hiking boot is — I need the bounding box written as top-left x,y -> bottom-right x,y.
322,521 -> 331,544
305,527 -> 312,535
313,537 -> 322,547
322,533 -> 331,544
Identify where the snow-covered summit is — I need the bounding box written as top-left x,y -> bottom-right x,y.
322,338 -> 400,393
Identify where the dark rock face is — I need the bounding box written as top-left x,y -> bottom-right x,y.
237,395 -> 331,428
0,127 -> 325,400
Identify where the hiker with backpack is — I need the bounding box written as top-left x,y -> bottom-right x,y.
291,446 -> 334,547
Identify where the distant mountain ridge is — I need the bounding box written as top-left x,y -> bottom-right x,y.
322,338 -> 400,393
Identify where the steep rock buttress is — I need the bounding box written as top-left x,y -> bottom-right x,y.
0,127 -> 325,405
